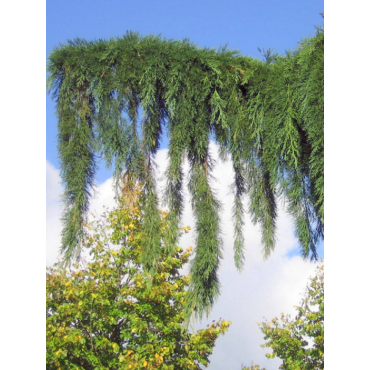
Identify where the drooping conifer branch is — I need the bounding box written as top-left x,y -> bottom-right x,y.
163,118 -> 186,252
47,28 -> 324,316
139,77 -> 167,271
231,156 -> 246,271
58,82 -> 97,262
187,147 -> 223,318
245,154 -> 278,259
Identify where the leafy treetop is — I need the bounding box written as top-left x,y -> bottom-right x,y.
46,183 -> 231,369
243,263 -> 324,370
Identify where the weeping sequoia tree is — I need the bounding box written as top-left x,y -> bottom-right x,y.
47,26 -> 323,318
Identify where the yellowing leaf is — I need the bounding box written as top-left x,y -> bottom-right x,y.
112,343 -> 119,351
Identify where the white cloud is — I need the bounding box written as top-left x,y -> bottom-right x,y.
155,141 -> 318,369
46,143 -> 320,369
46,161 -> 63,266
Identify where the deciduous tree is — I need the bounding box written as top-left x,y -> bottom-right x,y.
243,263 -> 324,370
46,183 -> 230,369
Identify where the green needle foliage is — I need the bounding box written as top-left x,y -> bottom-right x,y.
47,27 -> 324,316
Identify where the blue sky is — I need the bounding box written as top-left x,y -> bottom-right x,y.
46,2 -> 324,368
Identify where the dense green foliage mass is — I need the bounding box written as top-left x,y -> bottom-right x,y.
47,27 -> 323,316
46,185 -> 230,369
243,263 -> 324,370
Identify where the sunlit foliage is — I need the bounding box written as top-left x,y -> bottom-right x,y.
244,263 -> 324,370
46,184 -> 230,369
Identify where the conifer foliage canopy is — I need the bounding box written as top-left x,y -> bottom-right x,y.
47,28 -> 324,316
